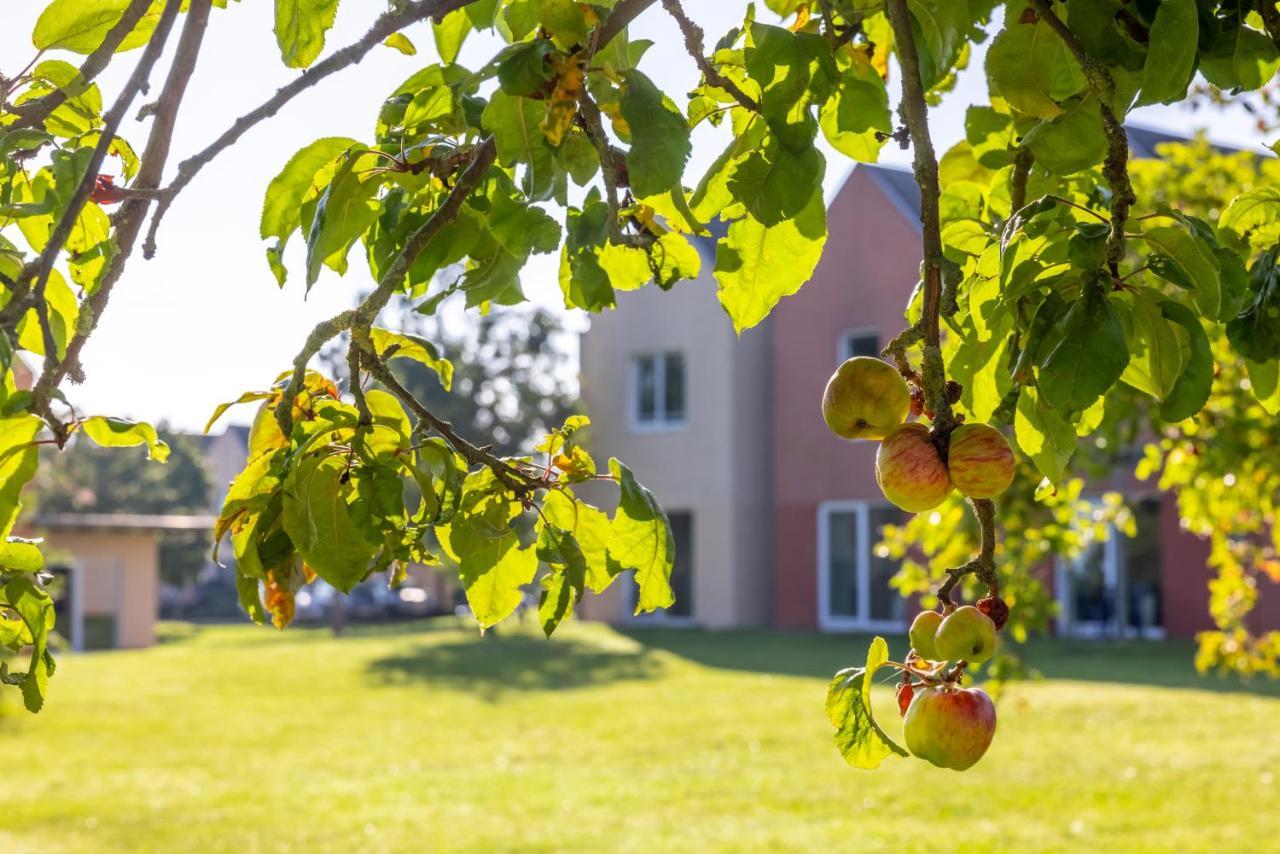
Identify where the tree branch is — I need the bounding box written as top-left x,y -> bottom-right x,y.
1009,146 -> 1034,214
29,0 -> 210,436
17,0 -> 183,401
660,0 -> 760,113
595,0 -> 660,51
5,0 -> 154,131
576,88 -> 652,248
1028,0 -> 1134,275
141,0 -> 479,258
274,137 -> 498,437
885,0 -> 952,432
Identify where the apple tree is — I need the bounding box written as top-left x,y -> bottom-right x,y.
3,0 -> 1280,773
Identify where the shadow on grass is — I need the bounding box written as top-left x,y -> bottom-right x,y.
618,628 -> 1280,698
365,631 -> 665,701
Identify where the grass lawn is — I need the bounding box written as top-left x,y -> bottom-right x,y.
2,619 -> 1278,853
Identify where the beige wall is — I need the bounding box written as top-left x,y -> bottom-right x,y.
41,530 -> 159,649
578,253 -> 773,629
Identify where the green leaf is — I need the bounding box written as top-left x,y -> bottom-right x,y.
368,327 -> 455,390
260,137 -> 357,280
714,192 -> 827,334
1201,20 -> 1280,92
205,391 -> 274,434
0,538 -> 44,573
1136,0 -> 1197,106
1037,279 -> 1129,414
819,61 -> 891,163
619,71 -> 692,198
1014,386 -> 1077,482
907,0 -> 973,90
282,453 -> 380,592
496,39 -> 555,96
542,488 -> 618,593
274,0 -> 341,69
0,415 -> 43,537
432,9 -> 471,63
606,459 -> 675,615
535,525 -> 587,636
3,575 -> 55,712
1227,250 -> 1280,362
80,416 -> 170,462
1117,291 -> 1185,401
1141,225 -> 1222,318
33,0 -> 162,54
1219,186 -> 1280,250
825,636 -> 908,769
382,33 -> 416,56
1159,300 -> 1213,423
985,10 -> 1086,118
1246,357 -> 1280,415
1023,97 -> 1107,175
441,521 -> 538,629
727,142 -> 824,226
305,149 -> 382,289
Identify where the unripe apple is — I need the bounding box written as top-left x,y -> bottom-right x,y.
933,605 -> 997,663
909,610 -> 943,659
946,423 -> 1015,499
903,685 -> 997,770
821,357 -> 910,440
875,423 -> 953,512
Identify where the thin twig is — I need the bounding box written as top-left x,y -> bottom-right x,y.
274,137 -> 498,437
885,0 -> 952,432
660,0 -> 760,113
29,0 -> 209,436
357,341 -> 538,495
347,344 -> 371,425
1009,147 -> 1033,214
142,0 -> 478,258
576,88 -> 652,248
1027,0 -> 1134,275
5,0 -> 154,131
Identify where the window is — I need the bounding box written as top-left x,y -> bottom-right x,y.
628,511 -> 694,622
838,329 -> 880,363
818,502 -> 906,631
631,352 -> 685,429
1056,497 -> 1164,639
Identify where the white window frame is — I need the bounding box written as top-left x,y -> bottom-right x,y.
836,327 -> 881,366
1054,503 -> 1165,640
628,351 -> 687,433
817,500 -> 905,633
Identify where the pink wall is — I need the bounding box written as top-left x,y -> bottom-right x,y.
770,168 -> 922,630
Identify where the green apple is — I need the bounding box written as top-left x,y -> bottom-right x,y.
909,610 -> 943,659
875,423 -> 953,513
821,357 -> 911,440
903,685 -> 997,770
933,605 -> 997,663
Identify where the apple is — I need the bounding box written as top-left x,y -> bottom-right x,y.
875,423 -> 953,512
933,605 -> 997,663
903,685 -> 997,770
977,595 -> 1010,630
821,357 -> 910,440
946,423 -> 1015,499
909,610 -> 943,659
895,682 -> 915,717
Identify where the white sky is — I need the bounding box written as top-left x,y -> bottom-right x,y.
2,2 -> 1269,432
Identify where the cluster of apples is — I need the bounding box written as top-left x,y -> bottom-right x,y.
898,603 -> 1004,771
820,357 -> 1016,512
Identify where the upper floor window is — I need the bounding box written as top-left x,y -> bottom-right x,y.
632,352 -> 685,430
839,329 -> 880,363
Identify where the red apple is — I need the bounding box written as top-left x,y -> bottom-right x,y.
875,423 -> 953,512
821,357 -> 911,440
977,595 -> 1010,630
903,685 -> 997,770
946,423 -> 1015,499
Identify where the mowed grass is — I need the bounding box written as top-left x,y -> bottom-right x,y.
2,619 -> 1279,853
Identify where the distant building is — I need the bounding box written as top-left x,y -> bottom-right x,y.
580,127 -> 1280,638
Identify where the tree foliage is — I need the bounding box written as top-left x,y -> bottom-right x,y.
0,0 -> 1279,777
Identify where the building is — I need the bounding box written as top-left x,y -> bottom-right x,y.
581,127 -> 1280,638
